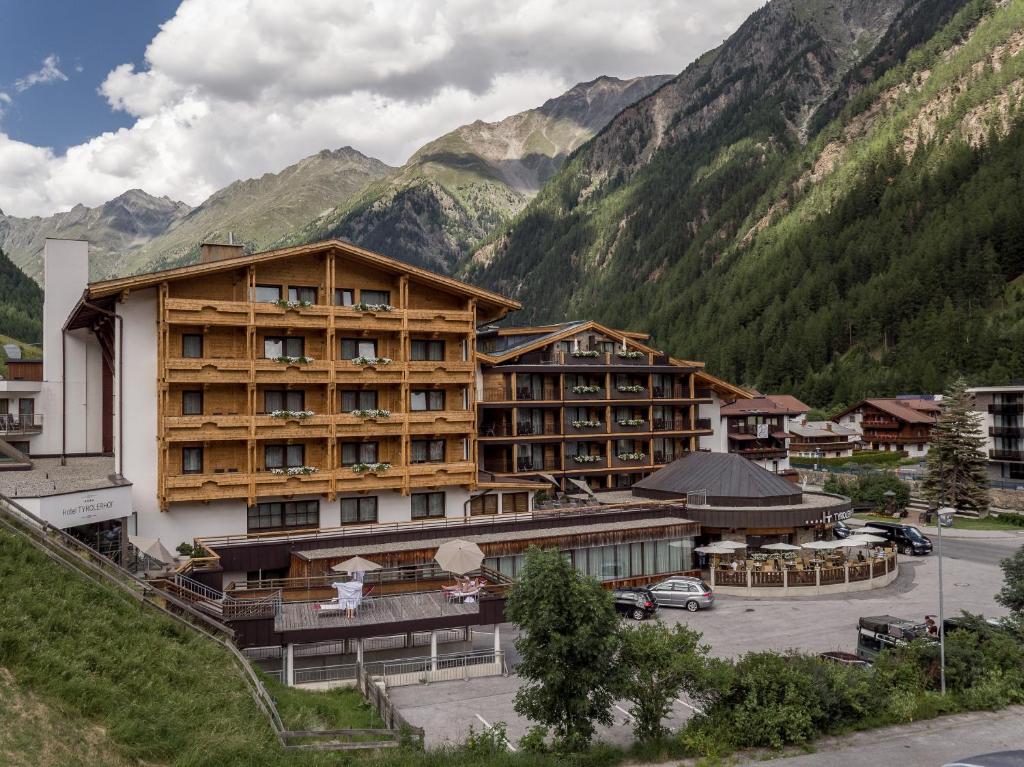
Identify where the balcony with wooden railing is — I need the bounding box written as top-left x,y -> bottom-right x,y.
407,359 -> 475,385
407,460 -> 476,488
989,425 -> 1024,438
990,448 -> 1024,463
407,410 -> 475,435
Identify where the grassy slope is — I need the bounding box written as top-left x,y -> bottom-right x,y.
0,334 -> 42,378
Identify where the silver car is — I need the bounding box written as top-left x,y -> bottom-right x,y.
649,577 -> 714,612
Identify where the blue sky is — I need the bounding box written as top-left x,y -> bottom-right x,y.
0,0 -> 180,153
0,0 -> 760,217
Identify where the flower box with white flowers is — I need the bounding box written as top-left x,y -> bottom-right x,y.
570,384 -> 603,395
351,356 -> 393,367
615,349 -> 645,360
273,355 -> 315,365
570,350 -> 600,358
351,462 -> 392,474
269,466 -> 319,476
351,302 -> 395,312
616,384 -> 646,393
269,409 -> 314,420
572,454 -> 603,464
571,419 -> 603,429
617,418 -> 646,427
271,299 -> 314,309
351,408 -> 391,419
616,452 -> 646,462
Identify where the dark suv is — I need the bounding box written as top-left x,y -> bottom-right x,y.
612,587 -> 658,621
869,522 -> 933,555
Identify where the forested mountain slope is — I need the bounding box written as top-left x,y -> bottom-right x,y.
0,246 -> 43,345
286,76 -> 671,272
467,0 -> 1023,408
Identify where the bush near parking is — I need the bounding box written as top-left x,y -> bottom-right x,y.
824,472 -> 911,510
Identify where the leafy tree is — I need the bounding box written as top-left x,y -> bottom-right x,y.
996,546 -> 1024,617
921,377 -> 991,514
617,622 -> 722,742
505,547 -> 621,751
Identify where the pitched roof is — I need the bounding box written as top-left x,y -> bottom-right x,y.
720,395 -> 802,416
694,371 -> 753,400
632,451 -> 802,506
836,398 -> 938,425
476,319 -> 687,364
766,394 -> 810,413
82,239 -> 520,319
788,420 -> 858,439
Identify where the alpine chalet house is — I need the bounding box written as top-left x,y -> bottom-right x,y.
475,321 -> 751,493
833,397 -> 939,458
708,396 -> 801,477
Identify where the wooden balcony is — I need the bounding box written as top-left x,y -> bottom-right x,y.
252,358 -> 333,384
407,410 -> 474,435
254,470 -> 333,496
164,471 -> 251,503
334,360 -> 405,385
334,412 -> 405,437
611,454 -> 650,469
252,302 -> 332,329
332,306 -> 405,333
406,309 -> 476,333
611,419 -> 648,434
166,357 -> 251,384
253,414 -> 332,439
165,414 -> 250,441
564,387 -> 607,401
611,386 -> 649,401
407,360 -> 475,384
335,465 -> 405,492
990,449 -> 1024,463
164,297 -> 250,326
407,461 -> 475,488
564,418 -> 608,436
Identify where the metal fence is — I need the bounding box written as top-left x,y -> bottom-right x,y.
293,663 -> 359,685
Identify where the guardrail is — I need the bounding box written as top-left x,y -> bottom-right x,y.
294,663 -> 359,685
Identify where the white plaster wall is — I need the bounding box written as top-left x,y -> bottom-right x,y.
699,393 -> 726,453
116,289 -> 160,532
142,499 -> 249,544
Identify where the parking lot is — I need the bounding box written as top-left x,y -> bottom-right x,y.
390,535 -> 1022,749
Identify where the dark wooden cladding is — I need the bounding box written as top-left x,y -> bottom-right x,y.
209,505 -> 691,574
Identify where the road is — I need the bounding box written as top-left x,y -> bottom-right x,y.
392,538 -> 1022,749
729,706 -> 1024,767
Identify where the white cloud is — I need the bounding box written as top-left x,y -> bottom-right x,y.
0,0 -> 761,217
0,92 -> 10,121
14,54 -> 68,93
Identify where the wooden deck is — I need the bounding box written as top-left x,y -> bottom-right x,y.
275,591 -> 479,633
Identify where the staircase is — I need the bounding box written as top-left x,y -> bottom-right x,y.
152,573 -> 226,618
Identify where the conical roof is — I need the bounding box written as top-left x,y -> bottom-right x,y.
633,452 -> 801,507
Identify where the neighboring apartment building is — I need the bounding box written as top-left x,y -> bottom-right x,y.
833,397 -> 939,458
717,396 -> 800,475
788,419 -> 859,458
967,384 -> 1024,484
475,321 -> 751,492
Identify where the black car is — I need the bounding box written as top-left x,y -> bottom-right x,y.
833,520 -> 854,539
867,521 -> 933,555
612,587 -> 658,621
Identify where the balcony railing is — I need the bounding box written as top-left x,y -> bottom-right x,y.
989,403 -> 1024,415
653,418 -> 688,432
989,426 -> 1024,438
564,386 -> 607,400
516,457 -> 560,472
516,386 -> 560,401
0,413 -> 43,435
652,386 -> 689,399
990,449 -> 1024,462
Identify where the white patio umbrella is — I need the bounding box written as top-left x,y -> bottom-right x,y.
694,545 -> 738,555
715,540 -> 748,549
434,539 -> 485,575
330,556 -> 383,574
760,542 -> 801,551
847,533 -> 887,545
834,538 -> 868,549
128,535 -> 175,564
857,526 -> 890,535
801,540 -> 841,551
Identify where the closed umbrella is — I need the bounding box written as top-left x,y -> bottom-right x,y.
331,556 -> 383,574
128,535 -> 175,564
434,539 -> 484,575
761,542 -> 801,551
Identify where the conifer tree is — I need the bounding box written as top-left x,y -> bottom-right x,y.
921,376 -> 990,514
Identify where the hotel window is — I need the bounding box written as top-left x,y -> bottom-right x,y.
254,284 -> 282,302
288,286 -> 317,304
340,338 -> 378,359
264,389 -> 305,413
410,390 -> 445,411
264,336 -> 304,359
411,340 -> 445,361
501,492 -> 528,514
340,390 -> 377,411
411,439 -> 445,463
0,398 -> 7,415
182,333 -> 203,358
182,446 -> 203,474
340,441 -> 378,466
470,494 -> 498,516
411,491 -> 445,519
181,390 -> 203,416
360,289 -> 390,306
341,497 -> 378,524
264,444 -> 305,469
247,500 -> 319,531
334,288 -> 355,306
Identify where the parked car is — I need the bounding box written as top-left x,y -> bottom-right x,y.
649,576 -> 714,612
942,752 -> 1024,767
867,521 -> 933,555
612,587 -> 658,621
833,520 -> 854,539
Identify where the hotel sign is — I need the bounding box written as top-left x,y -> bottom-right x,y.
35,485 -> 131,530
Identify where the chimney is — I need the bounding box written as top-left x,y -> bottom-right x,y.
199,242 -> 245,263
